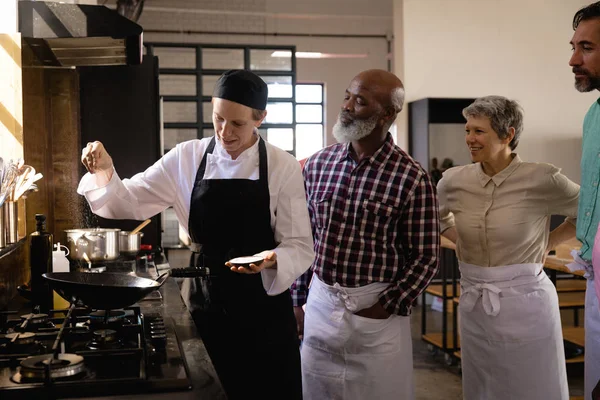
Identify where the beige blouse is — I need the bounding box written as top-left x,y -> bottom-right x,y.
437,154 -> 580,267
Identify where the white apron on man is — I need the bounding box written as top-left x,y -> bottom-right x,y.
300,276 -> 414,400
459,262 -> 568,400
571,245 -> 600,399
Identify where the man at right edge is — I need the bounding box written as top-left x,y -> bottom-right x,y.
569,3 -> 600,399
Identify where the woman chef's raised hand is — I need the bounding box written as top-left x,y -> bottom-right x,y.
225,251 -> 277,274
81,141 -> 114,183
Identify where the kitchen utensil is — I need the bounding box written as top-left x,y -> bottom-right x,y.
130,219 -> 151,235
10,165 -> 42,202
227,255 -> 264,267
0,204 -> 5,249
4,201 -> 18,244
0,160 -> 17,208
10,166 -> 33,200
20,183 -> 39,200
82,252 -> 92,269
64,228 -> 121,261
42,271 -> 171,310
119,231 -> 144,255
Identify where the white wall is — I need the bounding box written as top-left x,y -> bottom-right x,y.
113,0 -> 393,147
1,1 -> 17,33
396,0 -> 598,182
0,2 -> 22,164
429,124 -> 471,167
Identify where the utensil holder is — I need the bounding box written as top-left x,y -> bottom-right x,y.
0,204 -> 6,248
4,201 -> 18,245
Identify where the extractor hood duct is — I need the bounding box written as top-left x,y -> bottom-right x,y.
18,1 -> 143,67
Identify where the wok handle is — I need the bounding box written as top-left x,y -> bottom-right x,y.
169,267 -> 210,278
155,270 -> 171,286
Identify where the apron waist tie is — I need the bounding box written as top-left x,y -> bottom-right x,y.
312,277 -> 388,314
567,249 -> 594,280
460,264 -> 546,316
333,282 -> 358,312
461,283 -> 502,316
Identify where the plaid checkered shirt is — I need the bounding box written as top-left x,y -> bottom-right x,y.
291,133 -> 440,316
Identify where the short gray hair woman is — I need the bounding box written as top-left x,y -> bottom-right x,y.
437,95 -> 579,399
462,95 -> 523,150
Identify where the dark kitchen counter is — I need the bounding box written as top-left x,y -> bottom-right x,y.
74,253 -> 227,400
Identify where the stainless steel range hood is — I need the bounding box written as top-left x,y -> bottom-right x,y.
18,1 -> 143,67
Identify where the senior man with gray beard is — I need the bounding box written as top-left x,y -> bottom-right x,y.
291,69 -> 440,400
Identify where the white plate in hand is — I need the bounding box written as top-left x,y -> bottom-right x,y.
227,256 -> 264,267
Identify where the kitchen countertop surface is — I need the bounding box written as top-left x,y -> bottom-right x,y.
72,253 -> 227,400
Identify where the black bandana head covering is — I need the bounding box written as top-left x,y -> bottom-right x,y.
212,69 -> 268,111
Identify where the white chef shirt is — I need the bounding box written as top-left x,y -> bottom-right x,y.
77,136 -> 315,295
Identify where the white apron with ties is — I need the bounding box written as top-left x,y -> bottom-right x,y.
569,250 -> 600,400
300,275 -> 414,400
458,262 -> 568,400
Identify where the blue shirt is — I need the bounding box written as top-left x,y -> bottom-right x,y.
577,99 -> 600,261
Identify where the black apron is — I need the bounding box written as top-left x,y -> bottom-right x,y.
183,137 -> 302,400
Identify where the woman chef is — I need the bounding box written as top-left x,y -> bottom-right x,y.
438,96 -> 579,400
78,69 -> 314,400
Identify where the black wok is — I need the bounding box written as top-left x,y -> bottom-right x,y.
42,271 -> 170,310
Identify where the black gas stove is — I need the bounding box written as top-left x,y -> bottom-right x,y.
0,255 -> 192,399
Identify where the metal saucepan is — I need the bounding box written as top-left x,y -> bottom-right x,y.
119,231 -> 144,255
42,271 -> 171,310
64,228 -> 121,261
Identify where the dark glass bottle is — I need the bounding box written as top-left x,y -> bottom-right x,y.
30,214 -> 53,313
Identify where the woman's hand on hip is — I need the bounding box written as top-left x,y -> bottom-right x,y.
226,251 -> 277,274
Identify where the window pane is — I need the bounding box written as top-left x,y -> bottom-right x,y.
264,75 -> 293,98
159,75 -> 196,96
296,124 -> 323,160
202,75 -> 220,96
164,129 -> 197,152
202,48 -> 244,70
154,47 -> 195,68
267,83 -> 292,98
296,85 -> 322,103
163,102 -> 196,123
267,128 -> 294,151
265,102 -> 293,123
296,105 -> 322,123
203,102 -> 213,123
251,49 -> 292,71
